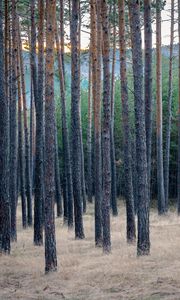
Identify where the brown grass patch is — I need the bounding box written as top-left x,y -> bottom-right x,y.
1,202 -> 180,299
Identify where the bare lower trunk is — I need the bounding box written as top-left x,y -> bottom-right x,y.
164,0 -> 174,212
128,0 -> 150,256
101,0 -> 111,253
119,0 -> 136,243
156,1 -> 165,215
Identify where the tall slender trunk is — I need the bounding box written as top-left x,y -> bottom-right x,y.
17,50 -> 27,229
101,0 -> 111,253
164,0 -> 174,212
144,0 -> 153,200
59,0 -> 65,78
10,0 -> 18,241
128,0 -> 150,256
78,3 -> 87,214
18,20 -> 32,227
71,0 -> 85,239
34,0 -> 44,246
44,0 -> 57,273
178,0 -> 180,214
30,0 -> 38,109
87,40 -> 93,203
119,0 -> 136,243
55,119 -> 62,217
156,0 -> 165,215
110,0 -> 118,216
0,0 -> 10,254
91,0 -> 102,247
55,23 -> 74,228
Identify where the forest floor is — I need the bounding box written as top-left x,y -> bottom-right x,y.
1,202 -> 180,300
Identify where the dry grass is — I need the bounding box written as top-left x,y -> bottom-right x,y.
1,202 -> 180,300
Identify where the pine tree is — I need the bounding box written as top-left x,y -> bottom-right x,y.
0,0 -> 10,254
128,0 -> 150,255
156,0 -> 165,215
144,0 -> 153,199
164,0 -> 174,212
44,0 -> 57,273
101,0 -> 111,253
71,0 -> 85,239
34,0 -> 44,246
119,0 -> 136,243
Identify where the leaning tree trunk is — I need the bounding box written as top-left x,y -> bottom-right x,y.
18,19 -> 32,227
156,0 -> 165,215
10,0 -> 18,241
178,0 -> 180,214
55,23 -> 74,228
144,0 -> 153,200
128,0 -> 150,256
34,0 -> 44,246
0,0 -> 10,254
164,0 -> 174,212
71,0 -> 85,239
101,0 -> 111,253
44,0 -> 57,273
110,0 -> 118,217
119,0 -> 136,243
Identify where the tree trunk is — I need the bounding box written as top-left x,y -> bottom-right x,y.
164,0 -> 174,212
34,0 -> 44,246
17,50 -> 27,229
128,0 -> 150,255
87,40 -> 93,203
156,0 -> 165,215
55,118 -> 62,218
10,0 -> 18,241
91,0 -> 103,247
18,19 -> 32,227
110,0 -> 118,217
71,0 -> 85,239
101,0 -> 111,253
119,0 -> 136,243
144,0 -> 153,200
0,0 -> 10,254
55,24 -> 74,228
44,0 -> 57,273
178,0 -> 180,214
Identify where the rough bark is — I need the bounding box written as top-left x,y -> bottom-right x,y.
144,0 -> 153,200
178,0 -> 180,214
156,0 -> 165,215
128,0 -> 150,255
34,0 -> 44,246
71,0 -> 85,239
0,0 -> 10,254
55,119 -> 62,218
10,0 -> 18,241
101,0 -> 111,253
55,24 -> 74,227
17,50 -> 27,229
164,0 -> 174,212
119,0 -> 136,243
87,40 -> 93,203
91,0 -> 102,247
18,20 -> 32,227
110,1 -> 118,217
44,0 -> 57,273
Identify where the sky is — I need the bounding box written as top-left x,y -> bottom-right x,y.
79,0 -> 178,50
